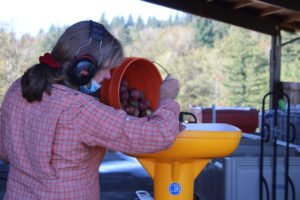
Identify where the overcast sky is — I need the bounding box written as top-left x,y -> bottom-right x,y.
0,0 -> 181,37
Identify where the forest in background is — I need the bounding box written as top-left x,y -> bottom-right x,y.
1,13 -> 300,111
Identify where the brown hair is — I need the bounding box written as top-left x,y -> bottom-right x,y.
21,21 -> 124,102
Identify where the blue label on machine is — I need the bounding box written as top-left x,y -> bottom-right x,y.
169,182 -> 181,195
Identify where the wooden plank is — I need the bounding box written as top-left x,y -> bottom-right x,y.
142,0 -> 278,35
270,31 -> 281,108
258,7 -> 284,17
281,23 -> 300,33
281,14 -> 300,23
232,0 -> 255,9
252,0 -> 300,12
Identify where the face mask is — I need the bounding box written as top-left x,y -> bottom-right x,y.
80,79 -> 101,94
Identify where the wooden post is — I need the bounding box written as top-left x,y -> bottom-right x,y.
270,26 -> 281,109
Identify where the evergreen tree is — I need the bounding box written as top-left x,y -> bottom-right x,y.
213,22 -> 230,40
183,14 -> 193,25
192,16 -> 215,48
136,16 -> 144,31
0,29 -> 10,102
0,29 -> 35,103
19,34 -> 36,74
174,13 -> 180,25
168,15 -> 173,26
281,32 -> 300,83
174,49 -> 216,110
126,14 -> 135,27
217,27 -> 269,108
111,16 -> 126,29
98,12 -> 110,29
41,25 -> 65,53
118,25 -> 132,46
147,17 -> 161,28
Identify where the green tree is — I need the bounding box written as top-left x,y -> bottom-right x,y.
213,21 -> 230,40
98,12 -> 110,29
147,17 -> 161,28
118,25 -> 132,46
174,48 -> 215,110
136,16 -> 144,31
168,15 -> 173,26
216,27 -> 269,108
18,34 -> 36,74
0,29 -> 36,103
281,32 -> 300,83
174,13 -> 180,25
192,16 -> 215,48
0,29 -> 9,102
111,16 -> 126,29
182,14 -> 193,25
41,25 -> 65,53
126,14 -> 134,27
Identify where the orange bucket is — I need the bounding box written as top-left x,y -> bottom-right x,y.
100,57 -> 163,110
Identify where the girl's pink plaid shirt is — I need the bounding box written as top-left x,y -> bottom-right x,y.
0,78 -> 180,200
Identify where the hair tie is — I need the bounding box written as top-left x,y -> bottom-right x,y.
39,53 -> 61,69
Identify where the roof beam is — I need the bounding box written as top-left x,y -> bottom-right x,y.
232,0 -> 256,9
258,7 -> 284,17
142,0 -> 278,35
281,14 -> 300,24
281,23 -> 300,33
252,0 -> 300,13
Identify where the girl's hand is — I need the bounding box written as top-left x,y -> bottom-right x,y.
159,74 -> 179,100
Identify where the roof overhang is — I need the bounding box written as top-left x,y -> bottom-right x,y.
142,0 -> 300,35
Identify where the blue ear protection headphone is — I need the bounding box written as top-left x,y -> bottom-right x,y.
69,21 -> 105,86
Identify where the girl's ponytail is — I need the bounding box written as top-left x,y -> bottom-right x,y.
21,53 -> 62,102
21,64 -> 51,102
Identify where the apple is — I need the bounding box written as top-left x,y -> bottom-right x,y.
145,108 -> 152,115
132,107 -> 140,117
119,85 -> 127,92
143,99 -> 150,108
129,88 -> 141,99
139,110 -> 147,117
125,105 -> 135,115
120,99 -> 128,109
139,108 -> 152,117
138,99 -> 148,110
119,79 -> 152,118
120,91 -> 129,100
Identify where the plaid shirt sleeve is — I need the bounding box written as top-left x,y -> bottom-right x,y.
76,98 -> 180,154
0,96 -> 8,163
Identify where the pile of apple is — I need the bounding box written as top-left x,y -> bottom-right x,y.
119,78 -> 153,117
